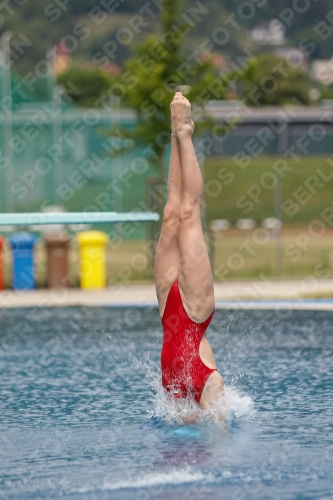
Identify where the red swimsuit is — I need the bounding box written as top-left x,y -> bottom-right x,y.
161,281 -> 216,404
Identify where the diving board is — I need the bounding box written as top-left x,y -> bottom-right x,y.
0,212 -> 160,226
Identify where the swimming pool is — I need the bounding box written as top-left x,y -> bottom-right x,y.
0,305 -> 332,499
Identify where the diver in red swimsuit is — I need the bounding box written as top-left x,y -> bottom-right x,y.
155,92 -> 224,409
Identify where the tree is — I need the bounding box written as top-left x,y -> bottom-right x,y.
113,0 -> 226,177
57,65 -> 114,108
237,54 -> 311,106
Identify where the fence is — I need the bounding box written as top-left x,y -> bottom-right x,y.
204,101 -> 333,157
2,94 -> 333,216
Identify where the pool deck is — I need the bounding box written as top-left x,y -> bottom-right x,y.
1,278 -> 333,310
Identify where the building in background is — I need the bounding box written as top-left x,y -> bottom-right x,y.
312,58 -> 333,86
249,19 -> 286,46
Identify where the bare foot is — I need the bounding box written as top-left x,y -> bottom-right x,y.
171,92 -> 194,139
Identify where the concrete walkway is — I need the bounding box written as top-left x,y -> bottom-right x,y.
1,278 -> 333,309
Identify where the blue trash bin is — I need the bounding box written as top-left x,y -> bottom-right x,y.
9,233 -> 36,290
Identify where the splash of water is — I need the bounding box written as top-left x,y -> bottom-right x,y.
148,383 -> 254,426
143,359 -> 255,426
105,328 -> 255,427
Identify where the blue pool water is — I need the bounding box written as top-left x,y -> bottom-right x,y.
0,305 -> 332,499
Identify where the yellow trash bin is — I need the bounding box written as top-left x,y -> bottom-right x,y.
77,231 -> 109,289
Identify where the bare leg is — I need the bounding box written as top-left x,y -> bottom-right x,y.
154,94 -> 182,317
173,93 -> 224,408
173,93 -> 214,322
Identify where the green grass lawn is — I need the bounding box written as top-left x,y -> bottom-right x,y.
203,155 -> 333,226
211,228 -> 333,280
62,155 -> 333,230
